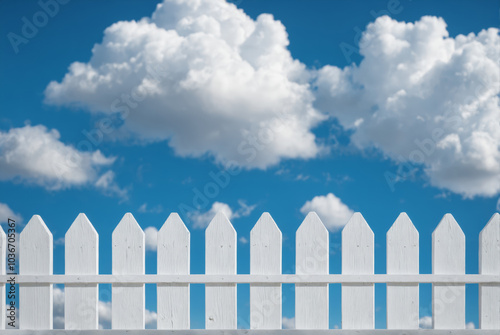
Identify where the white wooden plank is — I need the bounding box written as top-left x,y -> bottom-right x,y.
386,212 -> 419,329
432,214 -> 465,329
205,212 -> 237,329
65,213 -> 99,330
3,273 -> 500,285
342,212 -> 374,329
250,213 -> 282,329
2,273 -> 499,285
0,225 -> 5,330
112,213 -> 145,329
479,213 -> 500,329
19,215 -> 53,329
296,212 -> 329,329
157,213 -> 190,329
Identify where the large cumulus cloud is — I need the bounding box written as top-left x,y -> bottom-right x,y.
45,0 -> 324,168
315,16 -> 500,197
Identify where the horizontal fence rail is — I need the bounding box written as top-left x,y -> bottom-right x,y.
0,211 -> 498,332
3,274 -> 500,285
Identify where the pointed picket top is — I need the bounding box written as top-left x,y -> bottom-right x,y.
206,211 -> 236,274
112,212 -> 145,275
296,212 -> 329,275
206,211 -> 236,235
66,213 -> 98,274
479,213 -> 500,274
65,214 -> 99,330
250,213 -> 282,329
250,212 -> 282,274
432,213 -> 465,274
21,215 -> 52,240
387,212 -> 419,273
158,213 -> 190,274
342,212 -> 374,329
297,211 -> 328,236
386,213 -> 419,329
157,213 -> 190,330
20,215 -> 53,274
19,215 -> 53,329
159,212 -> 189,237
342,212 -> 374,274
342,212 -> 373,236
205,211 -> 237,329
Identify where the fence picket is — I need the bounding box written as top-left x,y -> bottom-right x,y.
479,213 -> 500,329
0,225 -> 5,330
157,213 -> 190,329
65,213 -> 99,329
432,214 -> 465,329
296,212 -> 329,329
206,212 -> 237,329
386,212 -> 419,329
112,213 -> 145,329
19,215 -> 53,329
250,213 -> 282,329
342,212 -> 374,329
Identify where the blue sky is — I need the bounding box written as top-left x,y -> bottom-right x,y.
0,0 -> 499,330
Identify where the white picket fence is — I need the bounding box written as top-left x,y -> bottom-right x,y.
0,211 -> 499,334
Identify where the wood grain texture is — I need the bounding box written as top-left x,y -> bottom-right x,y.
296,212 -> 329,329
112,213 -> 145,329
206,212 -> 237,329
342,212 -> 374,329
157,213 -> 190,329
19,215 -> 53,329
250,213 -> 282,329
386,213 -> 419,329
479,213 -> 500,329
1,273 -> 498,284
65,214 -> 99,330
432,214 -> 465,329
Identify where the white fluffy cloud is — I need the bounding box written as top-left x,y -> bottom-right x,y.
315,16 -> 500,197
144,226 -> 159,251
190,201 -> 234,229
45,0 -> 324,169
300,193 -> 354,232
419,316 -> 432,329
0,125 -> 123,195
189,200 -> 255,229
0,202 -> 22,225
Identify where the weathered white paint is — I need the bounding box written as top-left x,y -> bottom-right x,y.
112,213 -> 145,329
342,212 -> 374,329
65,214 -> 99,329
1,273 -> 499,284
479,213 -> 500,329
157,213 -> 190,329
0,225 -> 5,330
19,215 -> 53,329
432,214 -> 465,329
250,213 -> 282,329
386,213 -> 419,329
296,212 -> 329,329
205,212 -> 237,329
